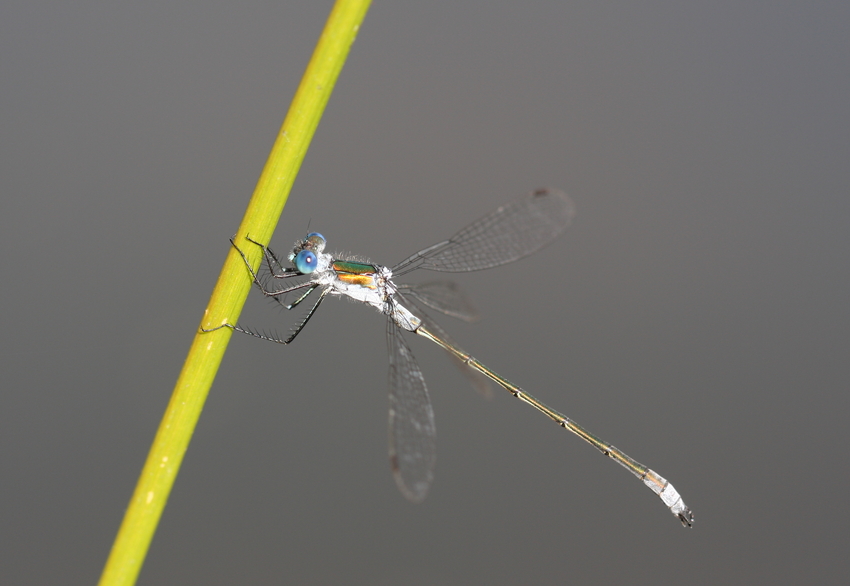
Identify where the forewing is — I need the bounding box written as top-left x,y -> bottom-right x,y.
392,188 -> 575,275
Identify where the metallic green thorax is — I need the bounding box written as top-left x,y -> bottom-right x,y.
332,260 -> 377,274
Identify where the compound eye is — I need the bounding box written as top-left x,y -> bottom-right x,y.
304,232 -> 326,253
294,250 -> 318,274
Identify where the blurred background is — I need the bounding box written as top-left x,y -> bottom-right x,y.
2,2 -> 848,584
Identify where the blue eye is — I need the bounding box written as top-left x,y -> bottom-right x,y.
294,250 -> 318,274
304,232 -> 326,252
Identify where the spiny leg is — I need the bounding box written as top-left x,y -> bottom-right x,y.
202,238 -> 326,343
232,238 -> 320,309
230,237 -> 308,298
203,287 -> 330,345
415,325 -> 694,527
278,287 -> 330,343
243,235 -> 291,279
277,284 -> 320,310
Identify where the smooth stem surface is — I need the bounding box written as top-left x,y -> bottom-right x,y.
98,2 -> 371,585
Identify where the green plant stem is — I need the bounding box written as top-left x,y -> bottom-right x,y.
98,2 -> 371,584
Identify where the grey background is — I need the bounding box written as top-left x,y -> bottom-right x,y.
2,2 -> 848,584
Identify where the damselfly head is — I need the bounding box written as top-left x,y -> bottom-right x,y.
289,232 -> 326,274
303,232 -> 326,253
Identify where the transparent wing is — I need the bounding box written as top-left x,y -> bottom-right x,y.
395,290 -> 492,398
386,317 -> 437,503
396,281 -> 480,323
392,188 -> 575,275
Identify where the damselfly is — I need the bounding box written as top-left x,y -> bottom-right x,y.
204,188 -> 693,526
